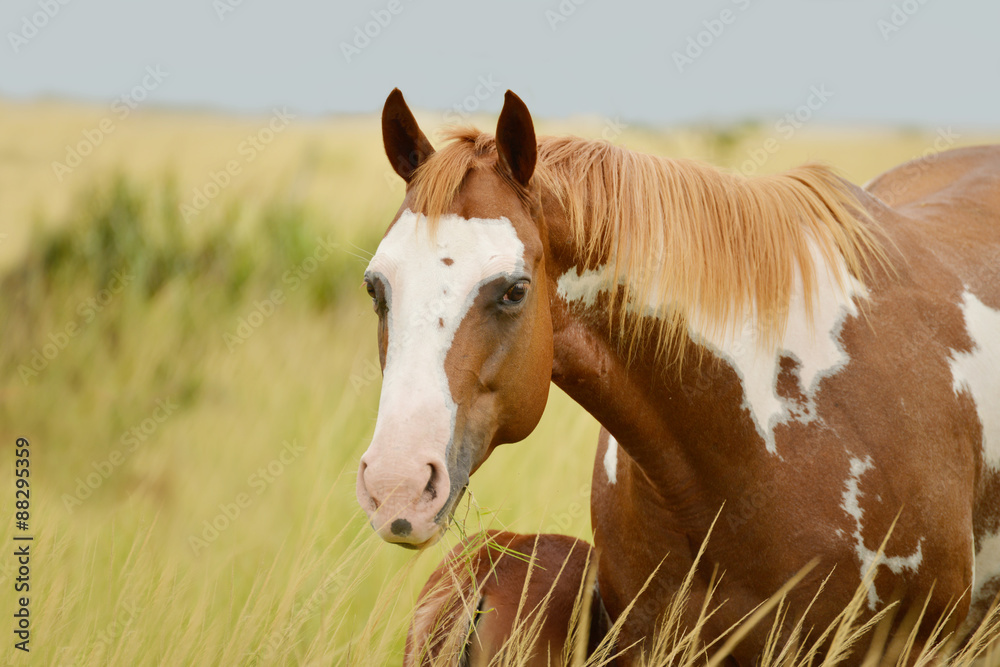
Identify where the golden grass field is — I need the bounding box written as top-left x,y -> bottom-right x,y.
0,99 -> 998,665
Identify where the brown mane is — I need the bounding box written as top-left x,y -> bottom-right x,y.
410,126 -> 888,363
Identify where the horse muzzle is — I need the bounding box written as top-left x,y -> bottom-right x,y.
356,446 -> 453,548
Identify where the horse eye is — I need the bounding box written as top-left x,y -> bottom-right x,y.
502,281 -> 529,304
364,280 -> 383,313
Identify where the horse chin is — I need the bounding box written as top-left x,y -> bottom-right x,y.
391,531 -> 444,551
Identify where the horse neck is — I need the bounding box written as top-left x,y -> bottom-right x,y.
540,188 -> 868,489
539,198 -> 728,484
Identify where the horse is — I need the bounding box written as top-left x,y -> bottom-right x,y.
404,531 -> 609,666
356,88 -> 1000,663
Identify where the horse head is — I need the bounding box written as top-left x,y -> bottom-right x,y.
356,89 -> 553,547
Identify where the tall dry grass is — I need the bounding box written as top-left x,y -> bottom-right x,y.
411,519 -> 1000,666
1,101 -> 997,664
0,170 -> 600,665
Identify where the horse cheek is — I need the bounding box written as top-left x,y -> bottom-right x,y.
496,287 -> 553,445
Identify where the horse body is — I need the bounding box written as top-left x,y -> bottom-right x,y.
362,89 -> 1000,663
579,147 -> 1000,661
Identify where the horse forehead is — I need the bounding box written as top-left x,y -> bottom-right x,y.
369,210 -> 526,288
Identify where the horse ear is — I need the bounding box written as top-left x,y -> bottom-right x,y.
382,88 -> 435,182
495,90 -> 536,188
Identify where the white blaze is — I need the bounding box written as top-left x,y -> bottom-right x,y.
365,210 -> 525,464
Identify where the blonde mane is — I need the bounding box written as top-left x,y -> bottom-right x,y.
410,127 -> 888,363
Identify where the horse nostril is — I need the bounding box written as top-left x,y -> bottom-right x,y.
391,518 -> 412,537
423,463 -> 439,501
361,462 -> 383,510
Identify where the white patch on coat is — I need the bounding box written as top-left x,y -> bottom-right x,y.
556,266 -> 606,308
603,435 -> 618,484
972,530 -> 1000,608
364,210 -> 525,468
949,291 -> 1000,636
840,455 -> 924,611
694,243 -> 867,455
949,289 -> 1000,472
556,241 -> 865,455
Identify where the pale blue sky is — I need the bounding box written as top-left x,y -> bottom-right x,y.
2,0 -> 998,127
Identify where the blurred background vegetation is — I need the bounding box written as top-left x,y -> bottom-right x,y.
1,100 -> 996,664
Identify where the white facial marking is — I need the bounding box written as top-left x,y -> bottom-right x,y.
840,455 -> 923,611
949,289 -> 1000,472
366,210 -> 525,466
603,435 -> 618,484
556,240 -> 864,455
